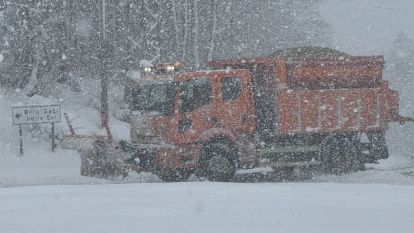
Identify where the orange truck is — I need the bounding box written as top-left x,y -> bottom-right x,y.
62,47 -> 412,181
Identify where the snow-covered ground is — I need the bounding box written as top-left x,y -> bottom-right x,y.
1,183 -> 414,233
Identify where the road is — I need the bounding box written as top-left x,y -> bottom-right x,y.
1,182 -> 414,233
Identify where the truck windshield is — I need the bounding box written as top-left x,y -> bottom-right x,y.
130,82 -> 176,116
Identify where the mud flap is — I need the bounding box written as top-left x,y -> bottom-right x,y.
366,131 -> 389,162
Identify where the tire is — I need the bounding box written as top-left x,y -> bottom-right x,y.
203,143 -> 236,182
155,169 -> 191,182
320,136 -> 360,175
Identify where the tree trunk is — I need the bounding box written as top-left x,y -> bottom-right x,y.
207,0 -> 218,61
193,0 -> 199,68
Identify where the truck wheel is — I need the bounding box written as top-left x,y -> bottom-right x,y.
203,143 -> 236,182
155,169 -> 191,182
320,136 -> 359,175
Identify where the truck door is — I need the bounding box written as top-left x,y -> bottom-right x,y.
215,71 -> 255,134
170,77 -> 215,144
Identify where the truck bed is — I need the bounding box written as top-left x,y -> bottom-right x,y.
277,81 -> 399,135
208,48 -> 401,136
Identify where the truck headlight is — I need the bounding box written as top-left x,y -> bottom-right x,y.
166,65 -> 175,72
143,67 -> 152,73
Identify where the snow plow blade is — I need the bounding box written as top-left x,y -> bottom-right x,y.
59,134 -> 154,179
59,136 -> 131,178
79,139 -> 130,178
58,135 -> 105,152
58,112 -> 133,179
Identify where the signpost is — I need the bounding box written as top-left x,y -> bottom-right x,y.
12,104 -> 61,156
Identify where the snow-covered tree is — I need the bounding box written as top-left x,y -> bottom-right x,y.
0,0 -> 332,93
157,0 -> 332,68
0,0 -> 73,95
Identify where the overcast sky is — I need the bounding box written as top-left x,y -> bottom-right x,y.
321,0 -> 414,56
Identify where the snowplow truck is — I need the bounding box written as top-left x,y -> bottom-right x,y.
61,47 -> 412,182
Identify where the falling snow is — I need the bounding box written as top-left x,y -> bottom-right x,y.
0,1 -> 414,232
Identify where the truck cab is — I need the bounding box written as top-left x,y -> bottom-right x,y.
127,64 -> 258,181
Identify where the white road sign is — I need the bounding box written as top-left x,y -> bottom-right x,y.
12,104 -> 61,125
